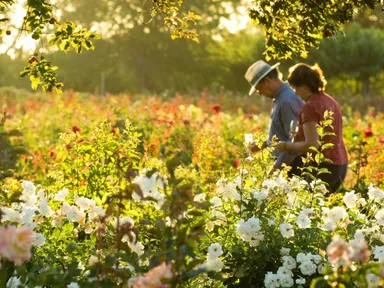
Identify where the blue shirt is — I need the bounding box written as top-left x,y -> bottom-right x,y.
267,82 -> 303,159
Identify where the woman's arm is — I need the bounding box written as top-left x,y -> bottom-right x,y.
275,121 -> 319,153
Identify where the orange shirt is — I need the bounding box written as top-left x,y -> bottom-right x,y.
294,92 -> 348,166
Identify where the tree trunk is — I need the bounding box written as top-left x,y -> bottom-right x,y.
362,80 -> 371,98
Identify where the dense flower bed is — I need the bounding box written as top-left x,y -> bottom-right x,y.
0,91 -> 383,287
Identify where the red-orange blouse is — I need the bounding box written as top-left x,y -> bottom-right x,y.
294,92 -> 348,166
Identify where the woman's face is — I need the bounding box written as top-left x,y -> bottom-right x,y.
292,84 -> 311,101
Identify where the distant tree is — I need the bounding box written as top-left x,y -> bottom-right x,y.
1,0 -> 383,92
308,23 -> 384,98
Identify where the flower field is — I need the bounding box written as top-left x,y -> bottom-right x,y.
1,89 -> 384,288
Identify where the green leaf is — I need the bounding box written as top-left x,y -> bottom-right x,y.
30,75 -> 41,90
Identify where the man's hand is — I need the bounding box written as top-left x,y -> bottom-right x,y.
275,141 -> 287,152
248,141 -> 267,153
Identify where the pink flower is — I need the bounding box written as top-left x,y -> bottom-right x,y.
133,262 -> 173,288
0,226 -> 34,265
326,236 -> 352,265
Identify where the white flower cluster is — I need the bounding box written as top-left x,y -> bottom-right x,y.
296,208 -> 314,229
206,243 -> 223,272
117,217 -> 145,257
263,175 -> 292,194
367,184 -> 384,202
264,252 -> 322,288
321,206 -> 348,232
216,178 -> 241,201
132,171 -> 167,209
373,245 -> 384,262
236,217 -> 264,246
1,181 -> 106,247
251,188 -> 269,205
296,253 -> 323,276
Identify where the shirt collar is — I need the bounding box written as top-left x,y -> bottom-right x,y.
272,82 -> 289,102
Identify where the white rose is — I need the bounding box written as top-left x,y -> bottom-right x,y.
206,256 -> 223,272
67,282 -> 80,288
54,188 -> 69,202
208,243 -> 223,257
343,190 -> 357,208
280,223 -> 294,238
210,196 -> 222,207
299,260 -> 317,276
32,232 -> 46,247
328,206 -> 348,223
296,213 -> 311,229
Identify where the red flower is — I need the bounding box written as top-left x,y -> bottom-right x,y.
111,127 -> 119,136
232,159 -> 241,169
212,104 -> 221,115
364,125 -> 373,138
379,136 -> 384,145
72,125 -> 81,133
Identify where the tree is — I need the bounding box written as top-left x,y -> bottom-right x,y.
1,0 -> 383,92
308,23 -> 384,98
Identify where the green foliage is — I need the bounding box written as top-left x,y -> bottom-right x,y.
49,22 -> 100,54
249,0 -> 379,60
1,1 -> 100,92
51,120 -> 142,201
20,57 -> 63,93
0,112 -> 28,179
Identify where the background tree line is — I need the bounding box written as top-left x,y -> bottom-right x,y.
0,2 -> 383,98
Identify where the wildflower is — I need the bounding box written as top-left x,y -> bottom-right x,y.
133,262 -> 173,288
232,159 -> 241,168
193,193 -> 206,202
366,273 -> 380,287
280,223 -> 294,238
72,125 -> 81,133
326,236 -> 351,265
373,246 -> 384,262
327,206 -> 347,223
6,277 -> 22,288
208,243 -> 223,257
206,256 -> 223,272
296,213 -> 311,228
212,104 -> 221,115
210,196 -> 222,207
0,226 -> 34,265
32,232 -> 46,247
67,282 -> 80,288
54,188 -> 69,202
343,190 -> 357,208
1,207 -> 21,222
299,260 -> 317,275
364,124 -> 373,138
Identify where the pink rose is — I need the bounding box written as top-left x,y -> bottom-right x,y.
0,226 -> 34,265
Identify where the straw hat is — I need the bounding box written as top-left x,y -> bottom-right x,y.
245,60 -> 280,96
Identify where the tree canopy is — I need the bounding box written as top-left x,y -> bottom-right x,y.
0,0 -> 383,92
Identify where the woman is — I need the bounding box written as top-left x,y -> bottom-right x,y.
275,63 -> 348,193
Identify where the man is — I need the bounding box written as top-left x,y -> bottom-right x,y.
244,60 -> 303,168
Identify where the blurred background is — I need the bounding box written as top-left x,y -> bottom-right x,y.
0,1 -> 383,107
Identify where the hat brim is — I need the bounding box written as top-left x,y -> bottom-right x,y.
248,62 -> 280,96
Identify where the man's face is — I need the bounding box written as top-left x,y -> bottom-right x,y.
255,77 -> 274,98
